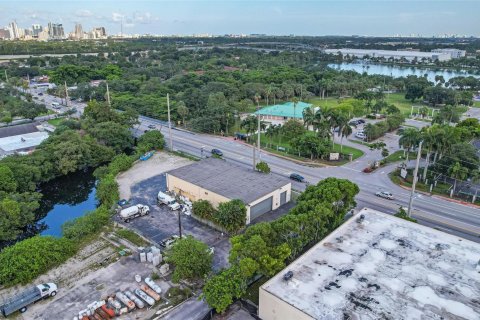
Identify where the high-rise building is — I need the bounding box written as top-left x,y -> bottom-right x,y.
92,27 -> 107,39
32,24 -> 43,37
74,23 -> 83,40
0,28 -> 11,40
48,22 -> 64,39
8,21 -> 20,39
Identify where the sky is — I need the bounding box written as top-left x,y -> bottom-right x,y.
0,1 -> 478,37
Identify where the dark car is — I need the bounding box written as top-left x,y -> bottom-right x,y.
148,124 -> 156,129
290,173 -> 305,182
349,120 -> 359,126
357,119 -> 366,124
211,148 -> 223,157
38,92 -> 43,96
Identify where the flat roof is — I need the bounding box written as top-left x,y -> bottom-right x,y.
0,131 -> 49,152
261,208 -> 480,320
255,101 -> 312,119
166,158 -> 290,204
325,48 -> 449,58
0,123 -> 39,139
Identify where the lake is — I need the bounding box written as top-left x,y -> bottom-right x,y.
35,169 -> 98,237
328,62 -> 480,83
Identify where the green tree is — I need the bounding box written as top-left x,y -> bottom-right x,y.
399,128 -> 420,162
281,119 -> 306,141
0,165 -> 17,193
176,101 -> 189,128
90,121 -> 133,153
448,162 -> 469,195
256,161 -> 271,173
214,199 -> 247,233
202,266 -> 247,313
166,235 -> 212,283
0,236 -> 76,286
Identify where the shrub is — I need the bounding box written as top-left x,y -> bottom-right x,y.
192,200 -> 216,220
214,199 -> 246,233
62,205 -> 111,241
0,236 -> 76,286
256,161 -> 271,174
394,207 -> 418,223
108,154 -> 136,176
96,174 -> 119,207
363,167 -> 373,173
137,130 -> 165,154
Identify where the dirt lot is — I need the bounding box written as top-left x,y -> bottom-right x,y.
116,152 -> 193,200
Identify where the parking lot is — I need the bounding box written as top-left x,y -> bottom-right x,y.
115,173 -> 231,271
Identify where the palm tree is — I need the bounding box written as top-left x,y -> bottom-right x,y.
399,128 -> 420,162
240,116 -> 257,142
338,120 -> 353,152
292,97 -> 299,121
448,162 -> 468,196
302,106 -> 315,129
420,127 -> 435,181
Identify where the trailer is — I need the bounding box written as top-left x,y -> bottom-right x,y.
0,283 -> 57,316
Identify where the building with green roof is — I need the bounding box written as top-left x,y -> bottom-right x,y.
254,101 -> 312,125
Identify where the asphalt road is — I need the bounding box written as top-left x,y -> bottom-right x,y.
31,87 -> 480,243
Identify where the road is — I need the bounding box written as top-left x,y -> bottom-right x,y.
30,87 -> 480,243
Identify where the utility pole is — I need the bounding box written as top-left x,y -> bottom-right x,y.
407,140 -> 423,217
106,82 -> 111,107
256,96 -> 261,162
167,93 -> 173,151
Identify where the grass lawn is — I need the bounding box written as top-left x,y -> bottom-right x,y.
385,93 -> 428,116
47,118 -> 65,126
348,139 -> 375,148
383,150 -> 417,164
474,101 -> 480,108
306,97 -> 341,109
250,133 -> 364,165
115,229 -> 150,247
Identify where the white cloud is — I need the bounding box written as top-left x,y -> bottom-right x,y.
111,12 -> 125,22
75,9 -> 93,18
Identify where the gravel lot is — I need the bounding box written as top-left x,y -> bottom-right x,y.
116,152 -> 193,200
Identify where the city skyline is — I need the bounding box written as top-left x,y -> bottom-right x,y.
0,1 -> 478,37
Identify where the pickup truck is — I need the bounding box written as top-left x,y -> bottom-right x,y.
0,283 -> 57,316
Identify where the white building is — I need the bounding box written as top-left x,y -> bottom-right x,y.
432,48 -> 466,59
259,208 -> 480,320
325,48 -> 451,62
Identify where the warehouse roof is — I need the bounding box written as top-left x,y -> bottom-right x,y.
254,101 -> 312,119
261,208 -> 480,320
0,131 -> 49,152
166,158 -> 290,204
0,122 -> 39,138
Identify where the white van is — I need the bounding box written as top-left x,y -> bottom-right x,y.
51,102 -> 60,109
355,131 -> 366,139
157,191 -> 181,211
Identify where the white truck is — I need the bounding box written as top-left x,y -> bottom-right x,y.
0,283 -> 57,316
157,191 -> 181,211
119,204 -> 150,223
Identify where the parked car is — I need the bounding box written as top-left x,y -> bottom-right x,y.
211,148 -> 223,157
357,119 -> 366,124
159,235 -> 179,249
148,124 -> 156,129
355,131 -> 366,139
375,191 -> 394,200
38,92 -> 43,96
289,173 -> 305,182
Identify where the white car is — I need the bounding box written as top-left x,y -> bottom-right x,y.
355,131 -> 366,139
376,191 -> 394,200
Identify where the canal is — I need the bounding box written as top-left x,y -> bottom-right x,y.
35,169 -> 98,237
328,62 -> 480,82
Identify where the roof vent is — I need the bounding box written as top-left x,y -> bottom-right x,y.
283,271 -> 293,281
356,214 -> 365,223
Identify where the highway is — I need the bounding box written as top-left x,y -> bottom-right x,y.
28,86 -> 480,243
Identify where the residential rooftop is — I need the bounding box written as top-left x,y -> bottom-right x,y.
166,158 -> 290,204
254,101 -> 312,119
261,208 -> 480,320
